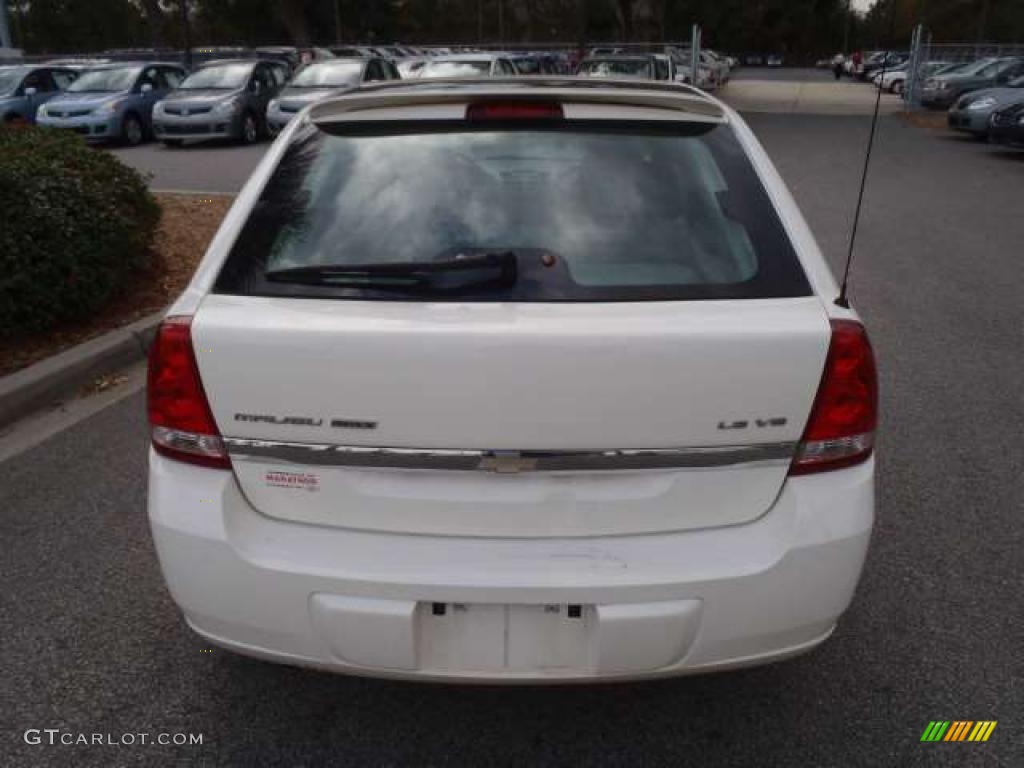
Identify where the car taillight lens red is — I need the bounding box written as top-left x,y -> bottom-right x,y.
147,315 -> 230,470
466,101 -> 564,121
790,319 -> 877,475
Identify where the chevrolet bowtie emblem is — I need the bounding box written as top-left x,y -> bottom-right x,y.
477,452 -> 538,474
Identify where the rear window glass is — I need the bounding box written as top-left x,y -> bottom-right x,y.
214,120 -> 811,302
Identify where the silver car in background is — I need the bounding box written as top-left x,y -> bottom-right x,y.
419,54 -> 519,79
152,59 -> 289,146
267,57 -> 399,133
947,75 -> 1024,138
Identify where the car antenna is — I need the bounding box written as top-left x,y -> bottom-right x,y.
836,6 -> 899,309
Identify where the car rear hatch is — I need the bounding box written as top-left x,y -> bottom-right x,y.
189,88 -> 833,537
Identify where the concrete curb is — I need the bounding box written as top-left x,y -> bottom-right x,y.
0,311 -> 165,429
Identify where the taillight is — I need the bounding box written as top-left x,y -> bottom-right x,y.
466,101 -> 564,121
147,315 -> 230,470
790,319 -> 877,475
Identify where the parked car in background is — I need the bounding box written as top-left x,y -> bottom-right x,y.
36,62 -> 185,144
508,53 -> 542,75
38,57 -> 114,69
872,62 -> 905,91
665,50 -> 714,89
987,100 -> 1024,147
703,50 -> 732,84
860,51 -> 908,81
509,53 -> 561,76
153,59 -> 288,146
765,54 -> 784,67
267,57 -> 398,133
540,52 -> 571,75
0,65 -> 78,123
254,46 -> 304,71
576,55 -> 658,80
948,75 -> 1024,138
419,54 -> 519,78
921,56 -> 1024,109
666,48 -> 727,89
397,58 -> 427,78
650,53 -> 676,82
882,60 -> 955,96
327,45 -> 377,58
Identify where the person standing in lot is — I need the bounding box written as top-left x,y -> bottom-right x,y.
833,53 -> 845,80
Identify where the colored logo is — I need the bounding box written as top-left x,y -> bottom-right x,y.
921,721 -> 997,742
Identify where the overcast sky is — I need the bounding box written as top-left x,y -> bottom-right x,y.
852,0 -> 875,12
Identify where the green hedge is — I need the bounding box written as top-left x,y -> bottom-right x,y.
0,125 -> 160,337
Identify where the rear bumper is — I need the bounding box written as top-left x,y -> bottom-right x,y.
148,450 -> 874,682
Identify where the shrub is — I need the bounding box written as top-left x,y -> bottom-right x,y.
0,125 -> 160,337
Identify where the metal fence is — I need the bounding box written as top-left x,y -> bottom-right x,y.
905,24 -> 1024,109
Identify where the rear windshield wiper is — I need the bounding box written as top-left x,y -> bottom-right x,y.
264,251 -> 518,293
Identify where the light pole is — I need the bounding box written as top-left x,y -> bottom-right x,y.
179,0 -> 192,70
842,0 -> 851,54
0,0 -> 14,50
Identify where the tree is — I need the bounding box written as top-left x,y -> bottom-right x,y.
15,0 -> 1022,56
274,0 -> 309,45
138,0 -> 167,47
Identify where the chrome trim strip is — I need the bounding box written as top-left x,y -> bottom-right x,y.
224,437 -> 797,473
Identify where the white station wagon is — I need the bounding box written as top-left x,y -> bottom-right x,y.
147,78 -> 877,682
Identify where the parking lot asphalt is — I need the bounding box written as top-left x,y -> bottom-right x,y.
4,115 -> 1023,767
732,65 -> 838,82
111,140 -> 267,195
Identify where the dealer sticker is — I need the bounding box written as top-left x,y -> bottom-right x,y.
265,470 -> 320,492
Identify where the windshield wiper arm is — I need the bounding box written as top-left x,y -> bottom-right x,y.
264,251 -> 518,293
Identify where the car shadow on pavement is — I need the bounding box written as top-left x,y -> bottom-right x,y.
186,631 -> 887,765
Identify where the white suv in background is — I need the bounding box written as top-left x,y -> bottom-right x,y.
147,78 -> 877,682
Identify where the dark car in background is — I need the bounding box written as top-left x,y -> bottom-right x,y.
921,56 -> 1024,109
267,57 -> 398,133
988,100 -> 1024,147
947,75 -> 1024,138
509,53 -> 561,75
36,62 -> 185,144
0,65 -> 78,123
152,59 -> 288,146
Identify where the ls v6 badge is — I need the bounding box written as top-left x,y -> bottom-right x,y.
718,417 -> 788,430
